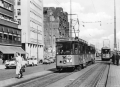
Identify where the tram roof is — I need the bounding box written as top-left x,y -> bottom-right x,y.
101,47 -> 111,50
56,37 -> 88,44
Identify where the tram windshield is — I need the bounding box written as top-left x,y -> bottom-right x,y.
56,42 -> 72,55
102,49 -> 110,54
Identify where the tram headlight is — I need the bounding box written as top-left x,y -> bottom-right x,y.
67,58 -> 72,62
63,60 -> 67,64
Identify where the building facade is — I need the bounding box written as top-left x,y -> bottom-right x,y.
44,7 -> 69,57
0,0 -> 25,60
14,0 -> 44,61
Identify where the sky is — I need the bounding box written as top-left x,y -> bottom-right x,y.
43,0 -> 120,50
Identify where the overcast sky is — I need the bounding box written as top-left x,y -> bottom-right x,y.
43,0 -> 120,50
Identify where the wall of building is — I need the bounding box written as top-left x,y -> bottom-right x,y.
0,0 -> 14,20
14,0 -> 44,61
44,7 -> 69,57
0,0 -> 22,60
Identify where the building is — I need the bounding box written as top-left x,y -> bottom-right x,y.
14,0 -> 44,61
0,0 -> 25,60
44,7 -> 69,57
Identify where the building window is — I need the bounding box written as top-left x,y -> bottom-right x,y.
13,36 -> 17,41
3,34 -> 7,40
18,37 -> 20,41
17,9 -> 21,15
0,33 -> 2,39
9,35 -> 12,40
17,19 -> 21,25
17,0 -> 21,5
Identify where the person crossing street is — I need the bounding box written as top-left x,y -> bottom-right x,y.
15,52 -> 23,78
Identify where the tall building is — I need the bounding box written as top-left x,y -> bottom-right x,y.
44,7 -> 69,57
14,0 -> 44,61
0,0 -> 25,60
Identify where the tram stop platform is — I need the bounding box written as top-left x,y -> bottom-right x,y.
106,63 -> 120,87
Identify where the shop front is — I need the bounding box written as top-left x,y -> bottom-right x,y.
0,46 -> 27,61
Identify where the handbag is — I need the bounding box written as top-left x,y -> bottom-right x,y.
21,66 -> 25,72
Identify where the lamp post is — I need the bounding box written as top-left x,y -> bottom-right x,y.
23,32 -> 26,58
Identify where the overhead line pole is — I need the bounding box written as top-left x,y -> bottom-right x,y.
70,0 -> 72,37
114,0 -> 117,50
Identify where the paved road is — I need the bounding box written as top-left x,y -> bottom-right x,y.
0,63 -> 56,81
11,60 -> 109,87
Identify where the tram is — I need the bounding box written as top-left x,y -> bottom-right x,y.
101,47 -> 111,61
55,37 -> 96,71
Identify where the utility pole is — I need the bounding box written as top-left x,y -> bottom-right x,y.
37,26 -> 38,62
118,40 -> 119,51
49,15 -> 53,56
114,0 -> 117,50
70,0 -> 72,37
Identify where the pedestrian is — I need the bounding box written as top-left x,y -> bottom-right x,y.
15,52 -> 23,78
111,53 -> 114,64
116,52 -> 120,66
2,55 -> 5,64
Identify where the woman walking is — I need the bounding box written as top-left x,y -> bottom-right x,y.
15,52 -> 23,78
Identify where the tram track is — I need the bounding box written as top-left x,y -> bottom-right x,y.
12,71 -> 74,87
84,64 -> 107,87
11,63 -> 100,87
65,62 -> 109,87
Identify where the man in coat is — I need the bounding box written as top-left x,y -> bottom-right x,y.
116,52 -> 120,66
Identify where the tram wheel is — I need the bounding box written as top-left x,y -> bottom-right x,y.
77,65 -> 81,71
81,64 -> 84,69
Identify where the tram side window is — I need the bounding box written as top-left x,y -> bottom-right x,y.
78,45 -> 81,54
74,43 -> 78,54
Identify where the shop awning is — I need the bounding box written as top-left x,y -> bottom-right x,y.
0,46 -> 27,54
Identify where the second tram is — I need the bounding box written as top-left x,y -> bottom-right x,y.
56,37 -> 96,71
101,47 -> 111,61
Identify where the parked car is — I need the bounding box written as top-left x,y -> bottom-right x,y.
43,58 -> 51,64
28,57 -> 38,66
5,59 -> 16,69
22,59 -> 28,67
49,58 -> 54,63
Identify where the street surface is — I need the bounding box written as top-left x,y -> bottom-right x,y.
10,56 -> 112,87
0,63 -> 56,81
1,56 -> 120,87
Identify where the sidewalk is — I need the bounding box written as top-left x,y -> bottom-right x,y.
0,65 -> 5,69
0,70 -> 53,87
0,59 -> 5,69
106,63 -> 120,87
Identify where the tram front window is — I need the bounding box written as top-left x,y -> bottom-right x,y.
102,49 -> 110,54
56,42 -> 72,55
